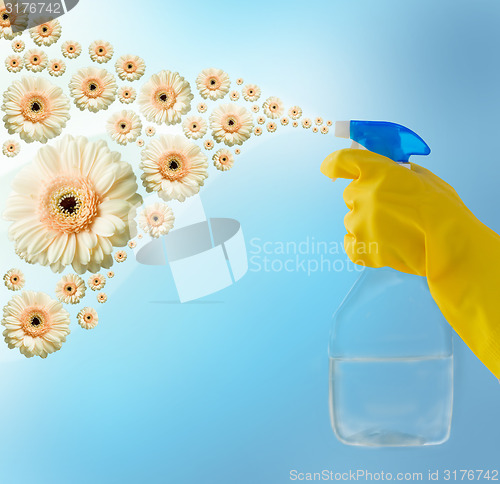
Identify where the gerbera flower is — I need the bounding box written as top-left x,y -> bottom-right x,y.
140,134 -> 208,202
128,240 -> 136,248
312,126 -> 318,133
292,121 -> 298,128
257,115 -> 265,125
2,139 -> 20,157
302,118 -> 312,129
242,84 -> 261,102
55,274 -> 86,304
212,149 -> 234,172
326,120 -> 333,126
280,116 -> 289,126
321,126 -> 329,134
236,78 -> 244,85
107,271 -> 114,278
197,102 -> 207,113
115,54 -> 145,82
88,273 -> 106,291
2,291 -> 70,358
2,76 -> 70,143
97,292 -> 107,303
4,135 -> 142,274
138,202 -> 175,238
30,18 -> 61,46
288,106 -> 302,120
234,148 -> 241,155
136,138 -> 144,147
204,140 -> 214,150
77,307 -> 98,329
182,115 -> 207,140
12,39 -> 25,52
24,48 -> 48,72
89,40 -> 114,63
114,251 -> 127,263
48,59 -> 66,77
118,86 -> 136,104
106,110 -> 142,145
196,67 -> 230,101
145,126 -> 156,137
251,104 -> 259,113
263,96 -> 284,119
137,234 -> 143,239
69,67 -> 117,113
267,121 -> 277,133
209,104 -> 253,147
253,126 -> 262,136
229,90 -> 240,101
3,268 -> 25,291
139,70 -> 193,125
0,3 -> 28,40
5,54 -> 23,72
315,116 -> 323,125
61,40 -> 82,59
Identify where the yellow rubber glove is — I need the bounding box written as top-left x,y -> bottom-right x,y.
321,148 -> 500,379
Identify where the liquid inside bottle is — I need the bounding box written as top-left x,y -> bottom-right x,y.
329,268 -> 453,447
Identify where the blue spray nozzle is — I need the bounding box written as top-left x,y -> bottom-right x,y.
340,120 -> 431,163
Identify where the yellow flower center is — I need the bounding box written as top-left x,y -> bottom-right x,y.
39,23 -> 52,36
124,60 -> 136,73
39,177 -> 100,234
116,119 -> 131,134
158,152 -> 187,181
154,87 -> 176,110
83,78 -> 104,98
21,94 -> 49,123
223,115 -> 241,133
30,55 -> 41,65
149,212 -> 164,227
21,309 -> 51,337
206,76 -> 221,91
64,283 -> 77,296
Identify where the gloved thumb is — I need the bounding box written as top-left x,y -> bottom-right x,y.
321,148 -> 397,180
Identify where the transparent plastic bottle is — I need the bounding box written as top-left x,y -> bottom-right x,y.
329,267 -> 454,447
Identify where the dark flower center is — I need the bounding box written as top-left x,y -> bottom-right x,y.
89,83 -> 97,91
2,13 -> 9,20
31,102 -> 41,112
59,195 -> 78,214
169,160 -> 179,170
32,317 -> 41,327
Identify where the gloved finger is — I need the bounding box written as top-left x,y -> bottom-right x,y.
321,148 -> 396,180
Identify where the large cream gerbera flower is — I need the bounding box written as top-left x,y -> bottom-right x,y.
140,135 -> 208,202
4,135 -> 142,274
263,96 -> 284,119
2,76 -> 70,143
89,40 -> 114,63
106,110 -> 142,145
196,68 -> 230,101
2,291 -> 71,358
209,104 -> 253,146
0,2 -> 28,40
69,67 -> 117,113
139,70 -> 193,125
55,274 -> 86,304
182,115 -> 207,140
138,202 -> 175,238
24,48 -> 48,72
29,18 -> 62,46
115,54 -> 145,82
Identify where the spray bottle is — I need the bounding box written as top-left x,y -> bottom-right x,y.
328,121 -> 454,447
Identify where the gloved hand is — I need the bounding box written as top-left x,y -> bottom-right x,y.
321,148 -> 500,379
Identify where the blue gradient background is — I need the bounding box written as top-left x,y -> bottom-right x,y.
0,0 -> 499,483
